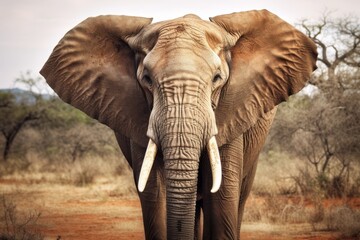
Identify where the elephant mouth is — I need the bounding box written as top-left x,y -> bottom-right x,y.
137,136 -> 222,193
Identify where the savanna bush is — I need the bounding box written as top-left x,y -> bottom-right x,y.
0,195 -> 43,240
325,206 -> 360,238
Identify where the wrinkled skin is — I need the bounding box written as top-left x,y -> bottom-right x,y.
41,10 -> 317,239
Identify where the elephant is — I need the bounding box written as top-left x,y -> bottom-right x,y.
40,10 -> 317,239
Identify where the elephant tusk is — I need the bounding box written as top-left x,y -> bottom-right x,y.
138,139 -> 158,192
207,136 -> 222,193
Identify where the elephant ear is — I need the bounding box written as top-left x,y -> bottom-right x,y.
40,15 -> 152,147
210,10 -> 317,146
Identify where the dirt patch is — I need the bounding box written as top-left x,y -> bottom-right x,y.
0,179 -> 357,239
241,223 -> 341,240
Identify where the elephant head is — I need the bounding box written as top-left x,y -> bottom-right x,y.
41,10 -> 317,239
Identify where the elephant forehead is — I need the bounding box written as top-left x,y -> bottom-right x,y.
157,20 -> 223,47
138,18 -> 225,52
143,46 -> 220,79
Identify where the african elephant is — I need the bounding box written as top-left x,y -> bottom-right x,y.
40,10 -> 317,239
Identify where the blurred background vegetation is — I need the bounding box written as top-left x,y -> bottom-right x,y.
0,14 -> 359,239
1,14 -> 358,197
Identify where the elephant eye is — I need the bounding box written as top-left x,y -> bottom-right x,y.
212,74 -> 222,83
143,75 -> 153,87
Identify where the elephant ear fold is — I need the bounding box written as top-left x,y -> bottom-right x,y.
210,10 -> 317,146
40,15 -> 152,147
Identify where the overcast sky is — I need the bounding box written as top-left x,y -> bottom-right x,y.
0,0 -> 359,89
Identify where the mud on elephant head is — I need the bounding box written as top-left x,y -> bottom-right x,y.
41,10 -> 317,239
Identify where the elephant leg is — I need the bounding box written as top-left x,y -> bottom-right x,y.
237,109 -> 277,235
237,159 -> 258,235
130,142 -> 166,240
202,135 -> 243,240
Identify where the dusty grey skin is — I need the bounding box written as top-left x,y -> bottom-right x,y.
41,10 -> 317,240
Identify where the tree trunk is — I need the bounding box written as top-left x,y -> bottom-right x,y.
2,114 -> 37,161
3,131 -> 19,161
3,138 -> 12,161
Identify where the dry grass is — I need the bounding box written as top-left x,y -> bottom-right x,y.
252,150 -> 304,196
0,179 -> 141,240
324,206 -> 360,238
243,194 -> 310,224
1,149 -> 359,239
244,151 -> 360,238
243,193 -> 360,239
0,153 -> 132,187
0,195 -> 43,240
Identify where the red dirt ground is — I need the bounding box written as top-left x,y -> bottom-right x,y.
0,178 -> 358,240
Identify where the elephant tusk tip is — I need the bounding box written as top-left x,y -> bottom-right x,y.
207,136 -> 222,194
138,182 -> 145,193
210,177 -> 221,193
137,139 -> 158,194
210,186 -> 220,193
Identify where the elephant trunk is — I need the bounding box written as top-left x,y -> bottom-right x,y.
140,100 -> 222,238
163,144 -> 199,240
160,105 -> 206,239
